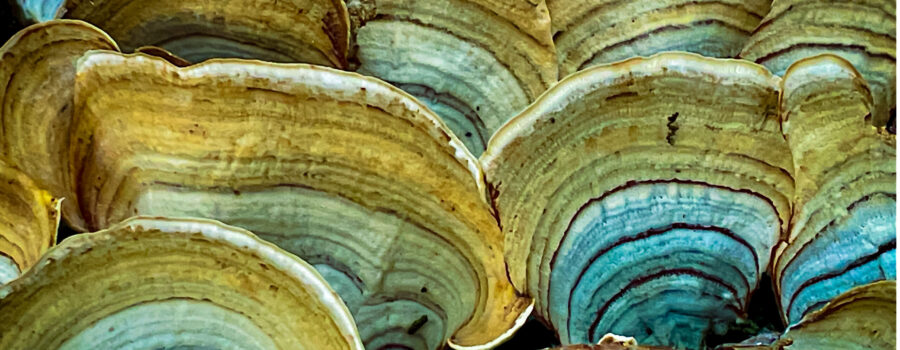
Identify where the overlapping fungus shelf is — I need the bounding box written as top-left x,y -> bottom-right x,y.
778,280 -> 895,349
0,20 -> 118,232
481,52 -> 794,349
0,161 -> 60,284
14,0 -> 350,67
348,0 -> 557,156
0,217 -> 363,350
740,0 -> 896,127
774,54 -> 896,326
548,0 -> 770,77
69,51 -> 531,350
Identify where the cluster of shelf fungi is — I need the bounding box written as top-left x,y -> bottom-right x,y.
0,0 -> 894,349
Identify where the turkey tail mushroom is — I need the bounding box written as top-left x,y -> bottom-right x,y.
15,0 -> 350,67
775,54 -> 895,326
740,0 -> 896,128
778,280 -> 896,350
349,0 -> 557,156
548,0 -> 770,77
0,161 -> 61,284
481,53 -> 792,349
0,20 -> 118,232
0,216 -> 363,350
69,51 -> 531,350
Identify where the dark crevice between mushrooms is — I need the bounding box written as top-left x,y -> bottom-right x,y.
708,273 -> 785,349
887,107 -> 895,134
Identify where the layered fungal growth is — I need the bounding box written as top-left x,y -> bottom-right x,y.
349,0 -> 557,156
779,280 -> 896,349
70,51 -> 531,350
482,53 -> 793,349
774,55 -> 896,326
0,161 -> 60,284
548,0 -> 770,78
0,20 -> 118,232
740,0 -> 897,128
0,216 -> 363,350
15,0 -> 350,67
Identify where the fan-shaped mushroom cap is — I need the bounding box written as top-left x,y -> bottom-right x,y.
548,0 -> 770,77
775,54 -> 895,325
15,0 -> 350,67
778,280 -> 895,349
0,20 -> 118,232
349,0 -> 557,156
70,51 -> 530,350
0,216 -> 363,350
741,0 -> 896,128
482,52 -> 792,349
0,161 -> 61,284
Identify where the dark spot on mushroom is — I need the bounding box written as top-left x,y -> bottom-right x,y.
550,117 -> 556,124
420,286 -> 428,293
465,132 -> 473,137
666,112 -> 679,145
233,189 -> 241,195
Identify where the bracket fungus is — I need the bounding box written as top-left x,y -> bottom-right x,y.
0,161 -> 61,284
774,54 -> 896,326
0,20 -> 118,232
548,0 -> 770,78
14,0 -> 350,67
69,51 -> 531,350
0,216 -> 363,350
740,0 -> 897,128
349,0 -> 558,156
482,53 -> 793,349
777,280 -> 896,350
